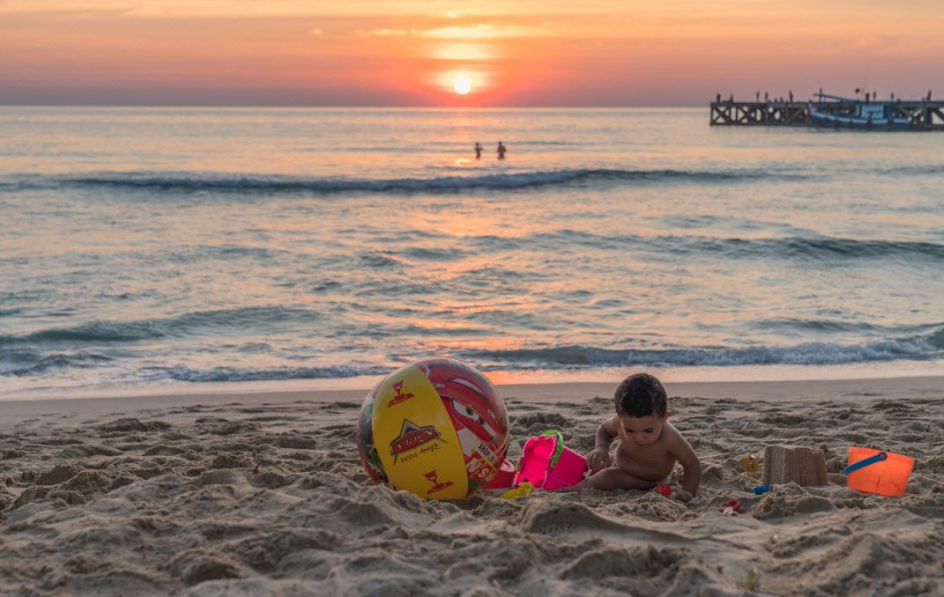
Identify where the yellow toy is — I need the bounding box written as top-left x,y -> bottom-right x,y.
741,454 -> 760,473
499,482 -> 534,500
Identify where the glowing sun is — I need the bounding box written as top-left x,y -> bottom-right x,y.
453,74 -> 473,95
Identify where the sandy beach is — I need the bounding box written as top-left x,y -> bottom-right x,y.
2,377 -> 944,597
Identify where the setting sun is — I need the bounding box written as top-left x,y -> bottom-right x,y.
453,74 -> 473,95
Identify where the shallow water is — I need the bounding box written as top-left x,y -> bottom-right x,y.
1,107 -> 943,395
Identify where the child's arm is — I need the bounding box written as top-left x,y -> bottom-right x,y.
587,415 -> 619,472
667,431 -> 701,502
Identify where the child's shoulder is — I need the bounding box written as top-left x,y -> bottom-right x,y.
660,421 -> 687,443
659,420 -> 700,462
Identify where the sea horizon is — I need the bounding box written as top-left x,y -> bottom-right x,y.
0,104 -> 714,110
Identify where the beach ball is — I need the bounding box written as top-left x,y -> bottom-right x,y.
355,358 -> 510,500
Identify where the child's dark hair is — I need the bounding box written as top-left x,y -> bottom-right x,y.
615,373 -> 667,418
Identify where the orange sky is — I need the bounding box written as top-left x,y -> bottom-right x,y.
1,1 -> 942,106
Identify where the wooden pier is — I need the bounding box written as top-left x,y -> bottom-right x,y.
710,97 -> 944,130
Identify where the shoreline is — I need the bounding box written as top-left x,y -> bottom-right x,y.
2,359 -> 942,405
2,374 -> 942,423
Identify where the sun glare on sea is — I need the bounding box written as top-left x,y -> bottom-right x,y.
453,74 -> 473,95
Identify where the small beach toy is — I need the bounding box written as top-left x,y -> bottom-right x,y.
741,454 -> 760,473
656,483 -> 672,497
845,447 -> 913,497
514,430 -> 588,490
484,458 -> 517,491
753,484 -> 772,495
499,481 -> 534,500
721,498 -> 741,515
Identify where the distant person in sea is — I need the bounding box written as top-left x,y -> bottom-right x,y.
581,373 -> 701,502
497,142 -> 507,160
474,142 -> 483,159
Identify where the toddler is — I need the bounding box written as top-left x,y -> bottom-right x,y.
584,373 -> 700,502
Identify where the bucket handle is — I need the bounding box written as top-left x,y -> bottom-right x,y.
844,451 -> 887,474
539,430 -> 565,469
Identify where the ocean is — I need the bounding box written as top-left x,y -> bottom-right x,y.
1,107 -> 943,398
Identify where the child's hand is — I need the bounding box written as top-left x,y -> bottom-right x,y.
674,489 -> 694,503
587,448 -> 609,473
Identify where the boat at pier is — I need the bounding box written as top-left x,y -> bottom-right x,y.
808,93 -> 911,129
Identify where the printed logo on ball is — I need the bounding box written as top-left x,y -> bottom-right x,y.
466,450 -> 498,483
423,469 -> 455,495
386,381 -> 415,408
390,419 -> 444,463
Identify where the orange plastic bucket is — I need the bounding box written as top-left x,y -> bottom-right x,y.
846,447 -> 913,497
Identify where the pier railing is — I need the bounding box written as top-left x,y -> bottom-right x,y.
710,99 -> 944,130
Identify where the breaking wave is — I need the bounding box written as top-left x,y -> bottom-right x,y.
463,330 -> 944,370
0,168 -> 800,196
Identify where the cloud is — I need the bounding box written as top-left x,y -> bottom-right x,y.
430,42 -> 495,61
311,28 -> 324,36
357,21 -> 556,40
423,23 -> 555,39
361,28 -> 411,36
123,5 -> 169,18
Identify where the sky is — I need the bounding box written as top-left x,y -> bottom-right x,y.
1,0 -> 943,107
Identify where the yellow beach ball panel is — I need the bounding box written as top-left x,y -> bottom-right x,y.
371,363 -> 469,499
